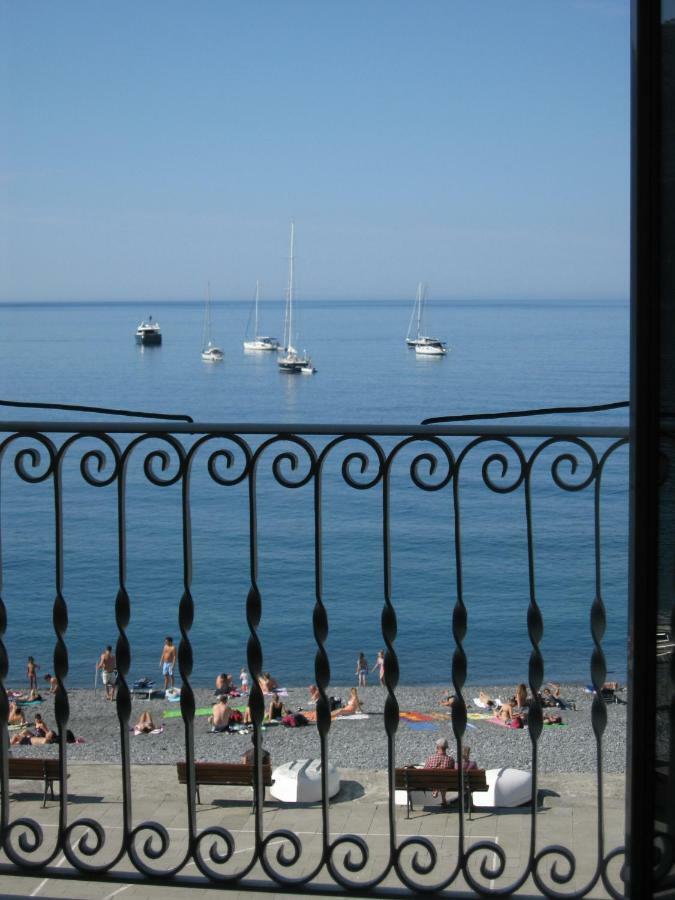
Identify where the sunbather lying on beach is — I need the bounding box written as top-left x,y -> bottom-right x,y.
440,692 -> 456,707
478,691 -> 499,709
10,727 -> 57,746
331,687 -> 363,718
134,711 -> 156,734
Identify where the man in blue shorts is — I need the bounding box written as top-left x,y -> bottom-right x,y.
160,636 -> 177,691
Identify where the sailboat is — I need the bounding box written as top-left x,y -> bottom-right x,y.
278,222 -> 316,374
405,282 -> 448,356
201,283 -> 224,361
243,281 -> 280,351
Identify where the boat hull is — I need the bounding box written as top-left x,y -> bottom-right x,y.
136,332 -> 162,345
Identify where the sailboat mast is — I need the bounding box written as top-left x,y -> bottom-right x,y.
254,280 -> 260,337
287,222 -> 295,351
416,282 -> 423,339
202,281 -> 212,350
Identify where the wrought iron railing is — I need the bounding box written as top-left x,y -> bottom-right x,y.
0,420 -> 629,896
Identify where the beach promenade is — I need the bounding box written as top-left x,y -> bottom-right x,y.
0,764 -> 625,899
0,683 -> 627,898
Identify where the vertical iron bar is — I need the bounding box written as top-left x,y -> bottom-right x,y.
51,452 -> 70,844
381,458 -> 399,865
312,457 -> 331,866
115,454 -> 133,844
450,449 -> 467,858
0,447 -> 9,840
628,1 -> 661,894
523,458 -> 543,867
178,451 -> 197,845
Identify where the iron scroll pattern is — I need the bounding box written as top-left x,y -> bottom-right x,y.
0,423 -> 628,896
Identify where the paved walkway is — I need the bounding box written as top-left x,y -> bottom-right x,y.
0,765 -> 625,899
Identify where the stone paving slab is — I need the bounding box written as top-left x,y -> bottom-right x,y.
0,765 -> 625,899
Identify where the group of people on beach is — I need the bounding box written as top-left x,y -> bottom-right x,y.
356,651 -> 386,687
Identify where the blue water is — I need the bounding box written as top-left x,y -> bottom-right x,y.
0,299 -> 629,687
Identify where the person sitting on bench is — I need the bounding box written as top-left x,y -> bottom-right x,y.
423,737 -> 455,806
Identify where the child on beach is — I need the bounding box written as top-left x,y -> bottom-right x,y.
27,657 -> 39,692
240,667 -> 249,693
44,674 -> 58,694
356,653 -> 369,688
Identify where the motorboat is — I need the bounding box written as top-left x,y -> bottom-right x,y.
243,281 -> 280,351
278,222 -> 316,374
135,316 -> 162,345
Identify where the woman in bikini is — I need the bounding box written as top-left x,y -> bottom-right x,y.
331,687 -> 363,718
356,653 -> 369,688
372,650 -> 385,686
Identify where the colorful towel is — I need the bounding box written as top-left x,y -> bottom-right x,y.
405,721 -> 437,731
468,712 -> 492,721
16,699 -> 44,707
399,711 -> 435,723
163,705 -> 247,720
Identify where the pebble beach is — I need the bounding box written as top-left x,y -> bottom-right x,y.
8,682 -> 627,775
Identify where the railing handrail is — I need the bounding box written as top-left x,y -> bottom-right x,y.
0,420 -> 630,437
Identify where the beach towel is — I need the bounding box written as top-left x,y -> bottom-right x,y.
405,721 -> 437,731
468,712 -> 492,721
334,712 -> 369,720
163,705 -> 247,720
399,710 -> 435,723
16,699 -> 44,707
543,719 -> 567,727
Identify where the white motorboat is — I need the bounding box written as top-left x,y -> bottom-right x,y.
243,281 -> 280,351
201,283 -> 224,362
405,282 -> 447,354
135,316 -> 162,345
278,222 -> 316,374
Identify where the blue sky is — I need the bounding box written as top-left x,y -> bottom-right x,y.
0,0 -> 629,302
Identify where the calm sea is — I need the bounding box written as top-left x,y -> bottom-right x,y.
0,299 -> 629,688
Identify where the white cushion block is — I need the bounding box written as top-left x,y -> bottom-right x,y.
271,759 -> 341,803
472,767 -> 532,808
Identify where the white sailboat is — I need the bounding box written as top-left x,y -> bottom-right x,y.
243,281 -> 280,351
278,222 -> 316,374
201,283 -> 224,361
405,282 -> 448,356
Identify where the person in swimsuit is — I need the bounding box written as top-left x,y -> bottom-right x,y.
134,711 -> 156,734
208,695 -> 232,732
97,645 -> 117,700
27,657 -> 39,692
499,683 -> 530,723
331,687 -> 363,718
8,702 -> 26,726
372,650 -> 385,686
160,637 -> 177,691
240,667 -> 249,693
356,653 -> 369,688
44,673 -> 58,694
266,693 -> 286,720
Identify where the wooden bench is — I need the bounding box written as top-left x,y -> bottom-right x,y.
176,762 -> 273,812
395,766 -> 488,819
8,758 -> 62,808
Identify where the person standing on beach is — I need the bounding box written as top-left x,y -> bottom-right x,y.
96,645 -> 117,701
372,650 -> 385,686
27,657 -> 39,692
160,637 -> 177,691
240,667 -> 249,693
356,653 -> 369,688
